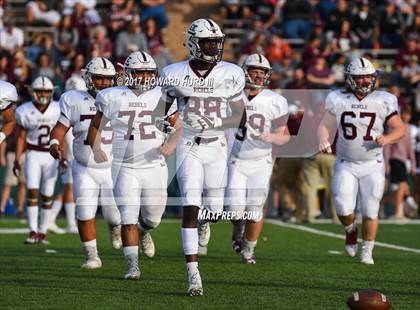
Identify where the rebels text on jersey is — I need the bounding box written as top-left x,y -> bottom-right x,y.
231,89 -> 288,159
59,90 -> 113,168
161,60 -> 245,139
95,85 -> 167,168
325,90 -> 398,163
15,101 -> 60,151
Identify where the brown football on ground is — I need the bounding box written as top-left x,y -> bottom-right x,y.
347,289 -> 391,310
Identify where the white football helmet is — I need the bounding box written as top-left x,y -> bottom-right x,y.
242,54 -> 272,89
29,76 -> 54,105
184,18 -> 225,63
345,57 -> 377,96
83,57 -> 116,95
123,51 -> 158,91
65,75 -> 87,91
0,80 -> 18,110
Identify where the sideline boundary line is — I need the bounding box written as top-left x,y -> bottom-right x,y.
266,219 -> 420,254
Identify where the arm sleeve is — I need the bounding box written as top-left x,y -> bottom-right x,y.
325,92 -> 337,116
272,96 -> 289,129
58,93 -> 72,127
228,69 -> 245,102
95,90 -> 116,119
160,67 -> 177,112
384,94 -> 399,123
14,107 -> 25,127
0,83 -> 18,110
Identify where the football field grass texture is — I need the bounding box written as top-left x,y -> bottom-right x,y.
0,219 -> 419,309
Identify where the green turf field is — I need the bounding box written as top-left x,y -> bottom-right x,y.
0,219 -> 419,309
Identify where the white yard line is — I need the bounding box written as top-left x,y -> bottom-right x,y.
312,218 -> 420,225
0,228 -> 29,234
266,219 -> 420,254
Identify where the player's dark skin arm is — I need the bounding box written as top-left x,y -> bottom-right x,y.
49,122 -> 70,160
87,111 -> 110,163
0,106 -> 16,139
14,126 -> 26,164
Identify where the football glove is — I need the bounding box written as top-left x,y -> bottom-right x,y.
189,115 -> 222,130
12,160 -> 21,177
155,116 -> 176,134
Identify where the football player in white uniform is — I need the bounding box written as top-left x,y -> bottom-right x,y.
318,58 -> 405,264
49,58 -> 122,269
226,54 -> 289,264
0,80 -> 17,145
14,76 -> 61,245
88,51 -> 179,280
160,19 -> 246,296
49,77 -> 87,235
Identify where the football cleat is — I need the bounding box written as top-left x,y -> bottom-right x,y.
360,247 -> 374,265
124,255 -> 141,280
140,232 -> 155,258
187,270 -> 203,296
240,246 -> 256,264
37,233 -> 50,245
81,257 -> 102,269
25,231 -> 38,244
198,220 -> 211,247
197,245 -> 207,256
110,225 -> 122,250
66,225 -> 79,234
48,223 -> 66,234
81,246 -> 102,269
345,227 -> 358,257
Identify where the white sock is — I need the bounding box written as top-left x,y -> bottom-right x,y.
405,196 -> 418,209
27,206 -> 39,232
181,228 -> 198,255
187,261 -> 198,274
64,202 -> 77,228
345,223 -> 356,234
82,239 -> 97,248
123,246 -> 138,257
102,205 -> 121,226
362,240 -> 375,251
50,200 -> 63,222
243,238 -> 257,249
39,208 -> 52,234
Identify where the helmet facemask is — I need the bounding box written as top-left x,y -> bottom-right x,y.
31,89 -> 52,105
345,72 -> 377,96
85,73 -> 116,97
244,65 -> 272,89
190,36 -> 225,63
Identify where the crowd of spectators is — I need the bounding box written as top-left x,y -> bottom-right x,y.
0,0 -> 172,100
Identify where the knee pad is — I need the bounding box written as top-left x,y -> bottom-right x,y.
76,205 -> 97,221
139,218 -> 161,231
120,205 -> 140,225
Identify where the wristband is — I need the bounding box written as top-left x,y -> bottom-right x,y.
213,117 -> 223,128
0,131 -> 5,143
49,139 -> 60,147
